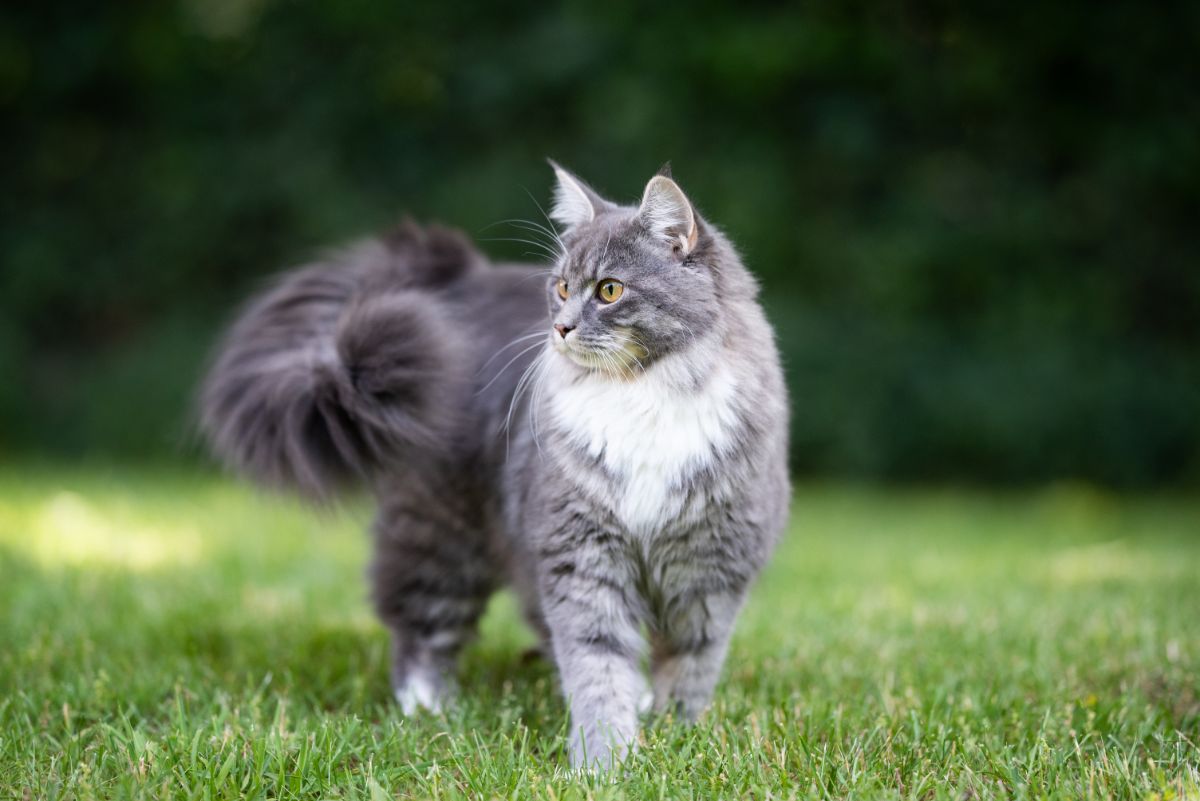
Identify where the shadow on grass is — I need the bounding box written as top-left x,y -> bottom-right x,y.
1,542 -> 564,737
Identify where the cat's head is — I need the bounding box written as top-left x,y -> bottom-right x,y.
544,163 -> 726,376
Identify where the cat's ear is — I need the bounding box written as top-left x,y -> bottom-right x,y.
548,161 -> 607,230
638,174 -> 698,256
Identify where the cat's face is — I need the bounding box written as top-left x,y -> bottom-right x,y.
545,167 -> 719,376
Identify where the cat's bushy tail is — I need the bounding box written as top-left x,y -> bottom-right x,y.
199,220 -> 479,499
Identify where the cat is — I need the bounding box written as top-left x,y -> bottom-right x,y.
200,163 -> 790,770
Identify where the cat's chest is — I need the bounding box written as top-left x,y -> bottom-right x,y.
548,363 -> 740,535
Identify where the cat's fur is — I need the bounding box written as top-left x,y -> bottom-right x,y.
200,165 -> 789,769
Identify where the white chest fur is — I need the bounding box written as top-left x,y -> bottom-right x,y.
547,356 -> 741,536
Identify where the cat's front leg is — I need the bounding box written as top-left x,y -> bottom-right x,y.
538,529 -> 646,771
651,589 -> 745,721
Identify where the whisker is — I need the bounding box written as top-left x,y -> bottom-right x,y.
527,355 -> 553,458
515,269 -> 556,288
590,345 -> 620,379
521,188 -> 570,257
606,348 -> 630,379
507,217 -> 561,239
478,236 -> 561,261
478,233 -> 556,251
503,349 -> 550,460
606,333 -> 648,375
481,217 -> 565,256
505,223 -> 567,261
477,234 -> 559,255
675,318 -> 699,345
476,340 -> 546,396
476,330 -> 546,375
505,348 -> 547,430
486,216 -> 562,244
502,357 -> 540,438
507,219 -> 566,249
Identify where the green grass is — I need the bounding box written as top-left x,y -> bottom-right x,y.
1,465 -> 1197,800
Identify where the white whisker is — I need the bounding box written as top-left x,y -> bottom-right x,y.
503,349 -> 551,461
527,355 -> 553,458
609,336 -> 646,374
476,340 -> 546,396
476,330 -> 546,375
481,217 -> 565,259
479,236 -> 561,261
507,219 -> 567,256
515,269 -> 556,287
521,188 -> 570,257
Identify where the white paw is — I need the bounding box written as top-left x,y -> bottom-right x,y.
637,690 -> 654,716
394,671 -> 445,715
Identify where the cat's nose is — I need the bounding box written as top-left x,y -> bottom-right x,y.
554,323 -> 575,339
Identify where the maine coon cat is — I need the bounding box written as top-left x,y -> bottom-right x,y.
200,164 -> 790,769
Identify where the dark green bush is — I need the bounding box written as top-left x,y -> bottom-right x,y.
2,0 -> 1197,484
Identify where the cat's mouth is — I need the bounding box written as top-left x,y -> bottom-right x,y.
553,336 -> 647,377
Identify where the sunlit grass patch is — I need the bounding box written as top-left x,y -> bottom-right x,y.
1,465 -> 1198,799
15,490 -> 204,570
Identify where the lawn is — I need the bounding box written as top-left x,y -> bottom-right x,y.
1,465 -> 1197,800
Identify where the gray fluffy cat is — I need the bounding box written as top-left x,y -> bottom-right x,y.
200,164 -> 789,770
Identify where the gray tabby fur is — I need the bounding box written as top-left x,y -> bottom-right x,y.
199,167 -> 789,770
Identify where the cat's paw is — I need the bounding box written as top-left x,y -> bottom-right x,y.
637,690 -> 654,717
394,670 -> 453,716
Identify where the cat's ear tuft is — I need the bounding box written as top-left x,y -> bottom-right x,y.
639,174 -> 697,255
548,161 -> 599,230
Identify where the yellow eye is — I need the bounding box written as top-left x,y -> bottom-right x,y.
597,279 -> 624,303
556,279 -> 568,300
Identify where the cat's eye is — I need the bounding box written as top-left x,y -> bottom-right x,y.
556,279 -> 568,300
597,279 -> 624,304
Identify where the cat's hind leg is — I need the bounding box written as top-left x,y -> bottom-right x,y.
370,506 -> 494,714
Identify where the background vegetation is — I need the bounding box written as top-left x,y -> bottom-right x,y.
2,0 -> 1198,484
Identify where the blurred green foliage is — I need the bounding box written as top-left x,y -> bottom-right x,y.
1,0 -> 1197,485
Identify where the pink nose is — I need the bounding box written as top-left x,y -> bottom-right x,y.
554,324 -> 575,339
